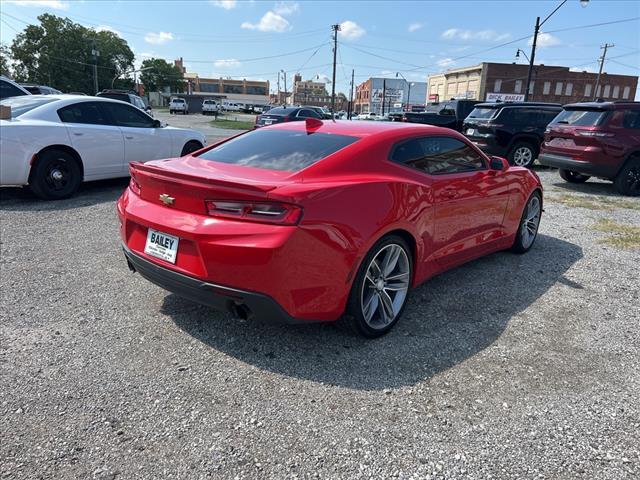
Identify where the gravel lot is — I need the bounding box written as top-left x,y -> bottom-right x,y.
1,167 -> 639,479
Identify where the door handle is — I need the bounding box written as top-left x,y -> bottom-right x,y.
73,132 -> 84,136
125,135 -> 134,140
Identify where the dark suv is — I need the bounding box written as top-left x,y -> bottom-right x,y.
96,89 -> 152,115
463,102 -> 562,167
539,101 -> 640,196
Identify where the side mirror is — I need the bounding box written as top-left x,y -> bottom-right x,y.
152,119 -> 162,128
490,156 -> 509,171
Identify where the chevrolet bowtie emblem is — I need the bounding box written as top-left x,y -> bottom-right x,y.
159,194 -> 175,206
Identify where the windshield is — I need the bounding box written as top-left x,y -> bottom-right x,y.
171,99 -> 185,103
0,96 -> 56,117
551,109 -> 609,127
467,107 -> 498,119
196,129 -> 359,172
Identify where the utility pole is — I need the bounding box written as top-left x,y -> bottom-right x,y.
381,79 -> 386,116
283,71 -> 287,105
91,41 -> 100,94
330,23 -> 340,116
348,69 -> 354,120
594,43 -> 614,100
524,16 -> 540,102
277,71 -> 280,103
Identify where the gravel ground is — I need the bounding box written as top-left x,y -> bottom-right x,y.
1,168 -> 639,479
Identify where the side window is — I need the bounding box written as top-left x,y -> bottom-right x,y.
391,137 -> 485,175
541,109 -> 561,125
58,102 -> 109,125
102,102 -> 155,128
622,110 -> 640,129
0,80 -> 26,99
297,109 -> 319,118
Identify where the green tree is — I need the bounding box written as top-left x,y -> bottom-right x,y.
138,58 -> 184,93
10,14 -> 134,93
0,44 -> 11,77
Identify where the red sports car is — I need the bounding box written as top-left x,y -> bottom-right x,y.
117,119 -> 542,337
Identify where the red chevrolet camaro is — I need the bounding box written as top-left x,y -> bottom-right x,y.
117,119 -> 542,337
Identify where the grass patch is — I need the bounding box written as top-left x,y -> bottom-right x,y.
547,193 -> 640,211
209,119 -> 254,130
593,219 -> 640,249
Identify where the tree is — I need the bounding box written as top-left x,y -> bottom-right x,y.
0,44 -> 11,77
10,14 -> 134,93
138,58 -> 184,93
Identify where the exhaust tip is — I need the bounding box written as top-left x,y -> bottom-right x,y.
230,302 -> 253,321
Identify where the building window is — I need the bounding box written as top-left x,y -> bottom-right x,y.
596,85 -> 602,97
246,85 -> 267,95
543,81 -> 551,95
612,85 -> 620,98
199,83 -> 219,93
555,82 -> 563,95
603,85 -> 611,97
223,84 -> 244,94
565,83 -> 573,96
623,86 -> 631,99
494,79 -> 502,92
528,81 -> 535,95
514,80 -> 522,94
585,84 -> 592,97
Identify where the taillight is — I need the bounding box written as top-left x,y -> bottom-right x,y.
205,200 -> 303,225
129,176 -> 141,195
576,130 -> 614,137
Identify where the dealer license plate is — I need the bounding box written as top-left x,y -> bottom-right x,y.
264,119 -> 273,125
144,228 -> 179,264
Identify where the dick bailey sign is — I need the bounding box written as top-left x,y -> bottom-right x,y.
486,92 -> 526,102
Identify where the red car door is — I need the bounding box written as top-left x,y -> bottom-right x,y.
392,136 -> 510,269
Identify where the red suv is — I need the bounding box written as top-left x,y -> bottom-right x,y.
539,101 -> 640,196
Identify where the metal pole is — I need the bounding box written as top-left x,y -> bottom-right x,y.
593,43 -> 613,100
330,24 -> 340,116
382,79 -> 386,116
524,16 -> 539,102
277,71 -> 280,103
348,69 -> 354,120
406,82 -> 411,112
283,72 -> 287,105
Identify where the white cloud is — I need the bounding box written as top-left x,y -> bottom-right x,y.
437,58 -> 456,68
570,66 -> 597,73
95,25 -> 121,36
408,22 -> 424,33
4,0 -> 69,9
144,31 -> 174,45
442,28 -> 510,42
214,58 -> 241,68
530,32 -> 561,48
241,11 -> 290,32
210,0 -> 236,9
339,20 -> 365,40
274,1 -> 299,15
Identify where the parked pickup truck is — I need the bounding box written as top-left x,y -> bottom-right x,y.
202,99 -> 220,116
169,97 -> 189,115
402,100 -> 479,132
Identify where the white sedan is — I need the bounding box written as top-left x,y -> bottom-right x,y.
0,95 -> 206,199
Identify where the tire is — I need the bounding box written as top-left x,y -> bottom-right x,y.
613,157 -> 640,196
511,191 -> 542,254
181,140 -> 203,156
508,141 -> 538,168
29,149 -> 82,200
559,169 -> 590,183
339,235 -> 413,338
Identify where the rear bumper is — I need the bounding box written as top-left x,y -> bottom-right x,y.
123,245 -> 313,324
538,152 -> 617,178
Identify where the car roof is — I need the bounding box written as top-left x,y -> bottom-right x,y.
475,102 -> 562,108
265,119 -> 460,139
563,101 -> 640,110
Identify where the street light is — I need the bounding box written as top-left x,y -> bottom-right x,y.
395,72 -> 413,112
524,0 -> 588,101
515,49 -> 530,63
111,66 -> 153,89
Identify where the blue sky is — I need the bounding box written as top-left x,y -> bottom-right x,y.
1,0 -> 639,98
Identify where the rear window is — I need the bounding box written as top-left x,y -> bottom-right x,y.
171,99 -> 185,103
1,96 -> 56,117
98,93 -> 129,102
551,109 -> 609,127
196,129 -> 359,171
264,107 -> 298,117
467,107 -> 498,119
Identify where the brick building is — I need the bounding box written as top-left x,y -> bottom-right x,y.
173,57 -> 270,105
427,62 -> 638,104
354,77 -> 428,114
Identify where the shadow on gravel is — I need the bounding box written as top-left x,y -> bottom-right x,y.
0,177 -> 129,211
166,234 -> 582,390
